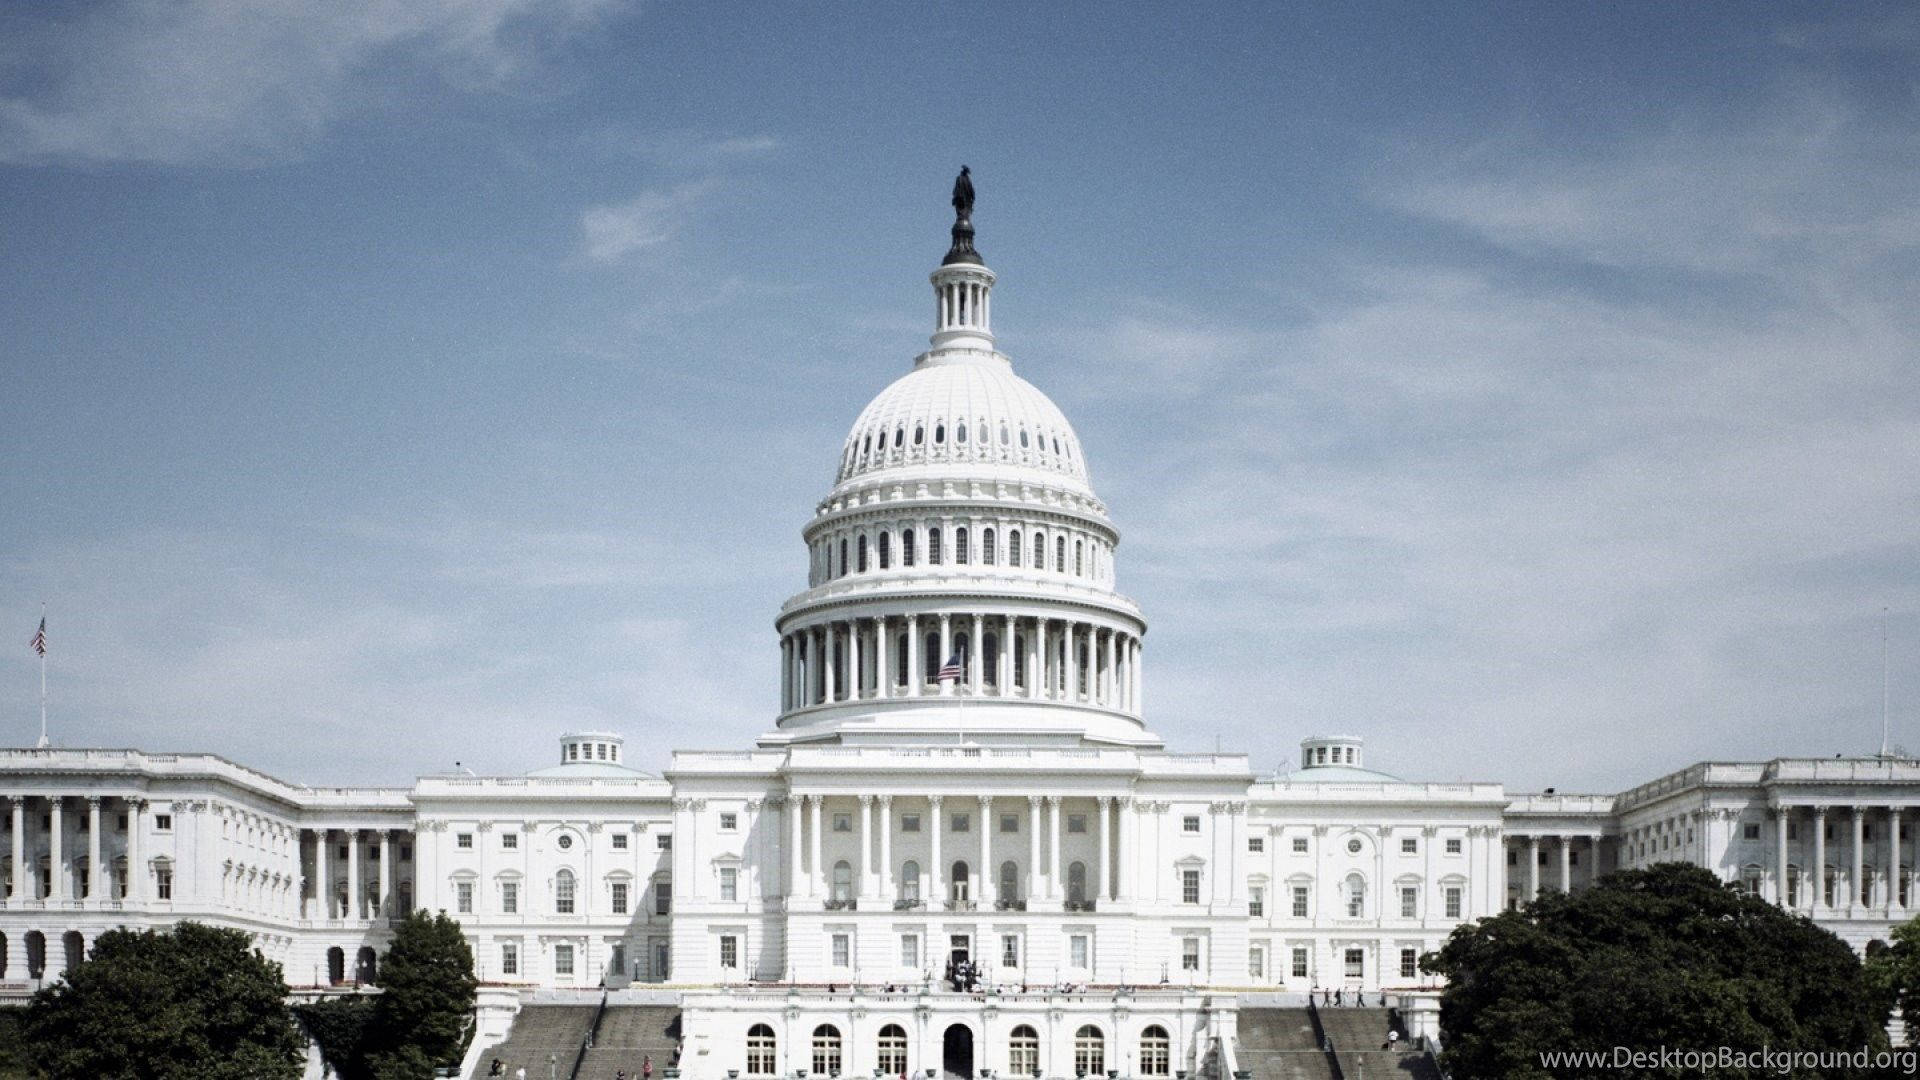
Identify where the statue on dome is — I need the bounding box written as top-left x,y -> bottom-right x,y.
952,165 -> 975,222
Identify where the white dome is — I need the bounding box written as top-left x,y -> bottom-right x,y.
835,355 -> 1093,496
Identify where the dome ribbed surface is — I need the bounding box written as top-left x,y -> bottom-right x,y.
836,358 -> 1092,491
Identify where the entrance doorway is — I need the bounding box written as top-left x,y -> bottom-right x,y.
942,1023 -> 974,1080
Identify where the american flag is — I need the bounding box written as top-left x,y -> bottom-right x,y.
29,617 -> 46,657
937,654 -> 963,682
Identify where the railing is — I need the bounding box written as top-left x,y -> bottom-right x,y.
892,899 -> 926,911
994,899 -> 1026,911
1305,999 -> 1344,1080
945,899 -> 978,912
824,898 -> 858,911
1064,899 -> 1097,912
568,990 -> 608,1080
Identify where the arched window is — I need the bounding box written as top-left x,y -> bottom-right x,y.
812,1025 -> 843,1076
326,946 -> 345,985
929,527 -> 942,565
982,633 -> 999,687
896,635 -> 910,688
1056,537 -> 1067,572
951,861 -> 971,903
999,860 -> 1019,906
747,1024 -> 778,1075
1013,636 -> 1026,687
903,529 -> 916,566
1009,530 -> 1022,566
1074,1026 -> 1105,1077
862,434 -> 872,458
1020,428 -> 1031,448
556,869 -> 576,914
879,532 -> 891,569
877,429 -> 887,452
831,861 -> 853,905
914,425 -> 924,446
839,539 -> 848,578
878,1024 -> 909,1075
983,528 -> 996,565
956,527 -> 969,564
858,535 -> 869,573
1345,873 -> 1366,918
1009,1025 -> 1040,1078
895,426 -> 905,451
934,423 -> 946,445
1075,539 -> 1084,576
1067,862 -> 1087,905
1139,1026 -> 1171,1077
901,860 -> 921,903
957,421 -> 968,444
925,633 -> 940,682
1000,423 -> 1010,446
1032,533 -> 1044,569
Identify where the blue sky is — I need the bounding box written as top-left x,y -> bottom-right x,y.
2,1 -> 1917,792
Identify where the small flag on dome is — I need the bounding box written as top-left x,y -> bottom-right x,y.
30,616 -> 46,657
937,654 -> 963,682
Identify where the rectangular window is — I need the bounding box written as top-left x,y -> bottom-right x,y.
1183,816 -> 1202,834
554,944 -> 574,976
1067,814 -> 1087,834
833,813 -> 852,833
1400,948 -> 1418,979
1002,934 -> 1019,967
1445,886 -> 1462,919
655,881 -> 672,915
612,882 -> 629,915
501,881 -> 519,914
1291,946 -> 1309,978
1248,836 -> 1264,853
1182,869 -> 1201,904
1743,823 -> 1760,840
1181,937 -> 1201,971
1506,849 -> 1517,866
1292,885 -> 1309,918
1069,934 -> 1089,968
1400,837 -> 1417,854
901,934 -> 919,968
502,832 -> 518,849
720,868 -> 737,902
612,833 -> 628,850
1249,886 -> 1264,918
1249,947 -> 1264,978
901,813 -> 921,833
610,943 -> 625,974
1000,813 -> 1018,834
1445,838 -> 1462,855
720,812 -> 738,831
1344,948 -> 1364,979
456,832 -> 473,850
831,933 -> 851,967
501,943 -> 519,976
154,814 -> 173,832
720,935 -> 739,969
952,813 -> 970,833
658,834 -> 672,850
156,867 -> 173,900
1400,886 -> 1417,918
457,882 -> 473,914
1292,837 -> 1308,854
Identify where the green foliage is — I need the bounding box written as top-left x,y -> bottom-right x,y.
1865,915 -> 1920,1036
366,910 -> 478,1079
20,922 -> 304,1080
291,996 -> 379,1080
0,1009 -> 31,1080
1423,863 -> 1888,1080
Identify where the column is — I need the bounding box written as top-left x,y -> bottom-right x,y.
968,613 -> 983,694
86,797 -> 102,903
788,794 -> 803,898
1774,808 -> 1790,906
1096,797 -> 1111,905
824,623 -> 838,703
1047,796 -> 1062,901
1888,808 -> 1902,917
1558,837 -> 1571,893
1103,630 -> 1116,705
906,615 -> 920,698
939,615 -> 953,696
378,830 -> 392,919
809,796 -> 823,899
781,637 -> 792,710
879,796 -> 894,902
1813,807 -> 1828,912
1036,620 -> 1050,699
125,799 -> 144,903
48,797 -> 65,902
1026,796 -> 1041,902
1852,808 -> 1865,912
347,831 -> 362,919
8,798 -> 24,900
1229,805 -> 1244,904
1133,639 -> 1144,717
1001,614 -> 1014,695
1026,619 -> 1040,699
930,796 -> 944,907
316,829 -> 331,918
978,795 -> 992,906
1526,835 -> 1539,900
850,619 -> 864,701
1115,797 -> 1132,901
857,796 -> 873,901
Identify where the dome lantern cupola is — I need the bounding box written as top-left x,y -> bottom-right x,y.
930,166 -> 995,354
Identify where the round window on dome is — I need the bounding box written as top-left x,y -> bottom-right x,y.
956,422 -> 967,444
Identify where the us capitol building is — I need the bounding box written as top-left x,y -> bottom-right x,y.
2,178 -> 1917,1078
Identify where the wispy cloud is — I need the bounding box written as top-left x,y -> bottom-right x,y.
580,180 -> 719,263
0,0 -> 628,166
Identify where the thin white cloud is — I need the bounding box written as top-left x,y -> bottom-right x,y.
0,0 -> 628,166
580,180 -> 718,263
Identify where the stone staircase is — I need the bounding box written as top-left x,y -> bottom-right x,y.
470,1006 -> 598,1080
1317,1007 -> 1440,1080
1235,1009 -> 1334,1080
575,1006 -> 681,1080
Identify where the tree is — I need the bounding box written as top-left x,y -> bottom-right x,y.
1422,863 -> 1888,1080
22,922 -> 304,1080
1865,914 -> 1920,1036
365,909 -> 478,1080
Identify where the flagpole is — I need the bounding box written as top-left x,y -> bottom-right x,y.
37,603 -> 49,749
